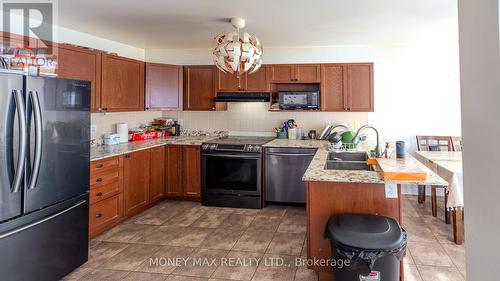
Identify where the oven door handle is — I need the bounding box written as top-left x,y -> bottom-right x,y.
203,153 -> 260,159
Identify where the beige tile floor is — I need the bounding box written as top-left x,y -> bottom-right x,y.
63,195 -> 465,281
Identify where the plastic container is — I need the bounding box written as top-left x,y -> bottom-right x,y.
325,214 -> 407,281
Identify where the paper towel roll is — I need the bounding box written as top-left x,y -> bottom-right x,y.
116,123 -> 129,143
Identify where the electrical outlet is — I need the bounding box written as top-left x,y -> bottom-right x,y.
90,125 -> 97,134
385,183 -> 398,198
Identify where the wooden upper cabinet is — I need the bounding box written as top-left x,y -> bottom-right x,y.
56,44 -> 102,112
145,63 -> 182,111
123,150 -> 150,217
216,70 -> 246,92
269,64 -> 320,83
347,63 -> 374,112
295,64 -> 321,82
149,146 -> 165,204
269,64 -> 295,82
182,145 -> 201,198
166,145 -> 182,197
321,63 -> 374,112
183,65 -> 217,111
321,64 -> 346,111
215,66 -> 269,92
246,66 -> 269,92
101,54 -> 145,112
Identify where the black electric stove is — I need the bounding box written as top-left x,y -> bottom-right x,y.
201,136 -> 274,209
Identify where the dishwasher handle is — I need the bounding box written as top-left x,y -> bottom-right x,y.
266,153 -> 316,157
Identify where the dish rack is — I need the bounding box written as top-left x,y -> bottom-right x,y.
327,142 -> 358,151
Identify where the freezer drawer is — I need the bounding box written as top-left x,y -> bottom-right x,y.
264,147 -> 316,203
0,194 -> 89,281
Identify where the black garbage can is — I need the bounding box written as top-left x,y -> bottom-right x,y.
325,214 -> 407,281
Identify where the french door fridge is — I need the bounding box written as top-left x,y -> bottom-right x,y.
0,70 -> 90,281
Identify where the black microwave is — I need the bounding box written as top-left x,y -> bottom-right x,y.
278,91 -> 320,110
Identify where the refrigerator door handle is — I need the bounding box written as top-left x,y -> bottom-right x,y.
11,89 -> 27,193
27,91 -> 43,190
0,200 -> 87,239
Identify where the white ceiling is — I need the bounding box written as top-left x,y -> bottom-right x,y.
57,0 -> 458,49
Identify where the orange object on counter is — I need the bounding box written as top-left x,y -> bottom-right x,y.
371,156 -> 428,182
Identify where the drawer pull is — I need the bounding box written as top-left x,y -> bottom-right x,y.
96,178 -> 103,182
96,164 -> 104,168
95,213 -> 102,218
125,155 -> 130,158
96,192 -> 103,197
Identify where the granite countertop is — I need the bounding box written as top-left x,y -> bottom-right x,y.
302,145 -> 386,184
267,139 -> 447,185
90,135 -> 217,161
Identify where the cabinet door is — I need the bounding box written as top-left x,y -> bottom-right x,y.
123,150 -> 150,217
56,44 -> 102,112
347,63 -> 374,112
183,65 -> 216,110
269,64 -> 295,82
89,194 -> 123,238
145,63 -> 182,110
321,64 -> 347,111
295,64 -> 321,82
101,54 -> 145,112
216,70 -> 245,92
149,146 -> 165,203
246,66 -> 269,92
182,146 -> 201,198
166,145 -> 182,197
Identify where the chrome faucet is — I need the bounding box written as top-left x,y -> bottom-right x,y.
330,124 -> 350,132
353,124 -> 381,157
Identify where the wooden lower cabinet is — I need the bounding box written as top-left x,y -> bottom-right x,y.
88,144 -> 201,238
149,146 -> 166,203
166,145 -> 201,200
123,150 -> 151,217
166,145 -> 183,196
89,194 -> 124,237
89,156 -> 124,238
182,146 -> 201,198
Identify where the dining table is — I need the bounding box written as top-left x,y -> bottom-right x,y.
414,151 -> 464,244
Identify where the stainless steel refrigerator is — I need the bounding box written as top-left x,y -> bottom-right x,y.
0,69 -> 90,281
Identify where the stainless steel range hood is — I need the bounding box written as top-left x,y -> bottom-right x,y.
213,92 -> 270,102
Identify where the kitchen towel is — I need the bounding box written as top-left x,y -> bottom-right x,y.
116,123 -> 129,143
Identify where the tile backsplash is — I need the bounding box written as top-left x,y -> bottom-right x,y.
163,103 -> 368,136
90,103 -> 368,141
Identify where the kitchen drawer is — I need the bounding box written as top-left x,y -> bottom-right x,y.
90,156 -> 120,174
89,194 -> 123,237
90,169 -> 120,187
90,181 -> 122,204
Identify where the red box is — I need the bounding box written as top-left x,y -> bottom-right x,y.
128,130 -> 162,141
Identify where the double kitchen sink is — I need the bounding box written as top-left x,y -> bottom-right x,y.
325,152 -> 374,171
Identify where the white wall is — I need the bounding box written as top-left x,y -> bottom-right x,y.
458,0 -> 500,279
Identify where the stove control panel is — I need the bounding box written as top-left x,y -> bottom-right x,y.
244,144 -> 262,152
202,143 -> 218,150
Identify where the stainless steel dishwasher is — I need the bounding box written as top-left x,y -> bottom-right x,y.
264,147 -> 317,203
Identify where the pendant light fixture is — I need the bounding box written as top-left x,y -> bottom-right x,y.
213,17 -> 263,77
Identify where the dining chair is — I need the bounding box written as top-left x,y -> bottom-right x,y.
451,136 -> 463,151
416,135 -> 452,223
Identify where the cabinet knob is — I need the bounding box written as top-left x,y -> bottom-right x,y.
96,192 -> 103,197
96,178 -> 103,182
96,164 -> 104,168
95,213 -> 102,218
125,155 -> 131,158
97,107 -> 102,112
102,107 -> 108,111
145,107 -> 150,111
212,107 -> 215,110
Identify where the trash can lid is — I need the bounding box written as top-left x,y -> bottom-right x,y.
326,214 -> 405,251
